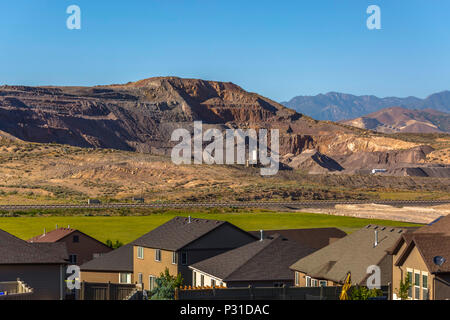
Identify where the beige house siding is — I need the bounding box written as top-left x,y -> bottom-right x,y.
133,224 -> 256,290
0,264 -> 64,300
392,244 -> 434,300
80,271 -> 133,284
293,271 -> 336,287
133,247 -> 178,290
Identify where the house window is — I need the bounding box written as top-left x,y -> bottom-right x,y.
181,252 -> 188,265
137,246 -> 144,259
200,275 -> 205,287
69,254 -> 77,264
73,235 -> 79,243
211,279 -> 216,288
422,273 -> 429,300
305,276 -> 312,287
138,273 -> 143,284
295,272 -> 299,286
407,270 -> 413,299
172,252 -> 177,265
414,271 -> 420,300
149,275 -> 156,291
311,279 -> 318,287
319,280 -> 327,287
193,271 -> 197,287
155,249 -> 161,262
120,273 -> 132,284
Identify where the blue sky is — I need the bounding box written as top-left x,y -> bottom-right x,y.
1,0 -> 449,101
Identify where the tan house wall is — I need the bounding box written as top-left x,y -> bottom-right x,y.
293,271 -> 336,287
133,224 -> 256,290
392,244 -> 434,300
58,231 -> 112,265
0,264 -> 64,300
133,247 -> 178,290
80,271 -> 133,284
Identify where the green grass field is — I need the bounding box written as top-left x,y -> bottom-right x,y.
0,211 -> 422,244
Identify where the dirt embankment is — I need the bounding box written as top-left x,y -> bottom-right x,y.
302,204 -> 450,224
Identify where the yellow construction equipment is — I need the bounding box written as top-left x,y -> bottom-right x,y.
339,272 -> 351,300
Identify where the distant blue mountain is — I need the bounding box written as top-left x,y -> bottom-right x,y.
282,91 -> 450,121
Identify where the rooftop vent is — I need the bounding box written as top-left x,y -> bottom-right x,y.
374,230 -> 379,247
260,230 -> 264,241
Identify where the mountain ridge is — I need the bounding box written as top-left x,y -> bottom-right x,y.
282,91 -> 450,121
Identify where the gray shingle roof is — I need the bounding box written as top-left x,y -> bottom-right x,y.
248,228 -> 347,250
0,229 -> 67,265
133,217 -> 237,251
80,242 -> 134,272
190,234 -> 316,282
290,225 -> 409,284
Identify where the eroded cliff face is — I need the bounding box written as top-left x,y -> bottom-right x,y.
0,77 -> 443,174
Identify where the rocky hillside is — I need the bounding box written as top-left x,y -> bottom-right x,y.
342,107 -> 450,133
282,91 -> 450,121
0,77 -> 448,176
0,77 -> 355,155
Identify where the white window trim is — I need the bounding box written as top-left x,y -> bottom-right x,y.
406,268 -> 413,300
119,273 -> 132,284
305,276 -> 312,287
413,270 -> 421,300
422,271 -> 429,300
155,249 -> 161,262
172,251 -> 177,265
149,275 -> 156,291
295,272 -> 299,286
137,246 -> 144,259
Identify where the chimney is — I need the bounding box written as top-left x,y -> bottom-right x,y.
260,230 -> 264,241
374,230 -> 378,247
43,228 -> 46,236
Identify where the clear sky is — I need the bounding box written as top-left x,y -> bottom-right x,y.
1,0 -> 449,102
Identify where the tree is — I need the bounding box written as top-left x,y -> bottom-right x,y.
106,239 -> 123,249
396,273 -> 412,300
350,286 -> 383,300
149,268 -> 183,300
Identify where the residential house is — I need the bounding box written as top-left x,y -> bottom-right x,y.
0,229 -> 68,300
391,215 -> 450,300
133,216 -> 257,290
290,225 -> 413,288
248,227 -> 347,250
80,242 -> 135,284
28,227 -> 112,265
190,233 -> 315,288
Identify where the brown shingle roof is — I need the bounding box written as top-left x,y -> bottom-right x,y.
290,225 -> 409,284
395,215 -> 450,273
28,228 -> 76,243
249,228 -> 347,250
190,234 -> 315,282
0,229 -> 67,265
134,216 -> 252,251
